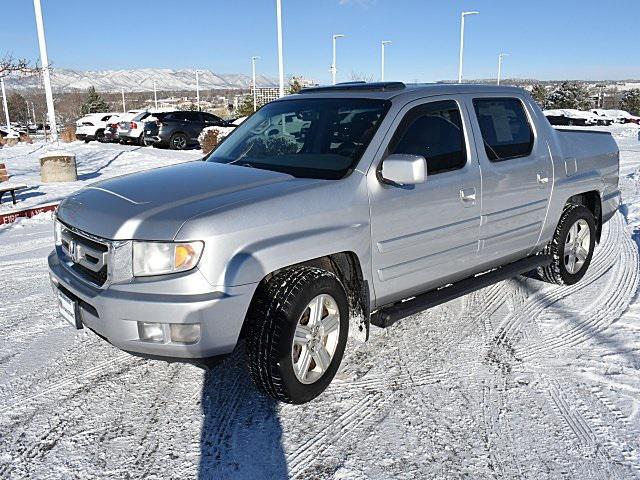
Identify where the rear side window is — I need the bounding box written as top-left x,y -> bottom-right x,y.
184,112 -> 202,122
473,98 -> 533,161
388,100 -> 467,175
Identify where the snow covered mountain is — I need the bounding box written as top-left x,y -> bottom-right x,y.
5,68 -> 278,93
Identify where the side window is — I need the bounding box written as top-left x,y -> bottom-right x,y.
184,112 -> 202,122
473,98 -> 534,162
203,113 -> 222,123
388,100 -> 467,175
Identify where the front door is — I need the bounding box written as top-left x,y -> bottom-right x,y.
368,97 -> 482,306
465,95 -> 553,263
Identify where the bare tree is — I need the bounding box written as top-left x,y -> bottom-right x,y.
0,53 -> 40,78
349,71 -> 375,83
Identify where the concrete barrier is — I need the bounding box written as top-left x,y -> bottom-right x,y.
40,151 -> 77,183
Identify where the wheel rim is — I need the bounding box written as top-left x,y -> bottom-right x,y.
173,136 -> 186,149
291,294 -> 341,384
564,218 -> 591,274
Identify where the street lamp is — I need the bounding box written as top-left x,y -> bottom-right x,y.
1,78 -> 9,130
251,56 -> 261,112
497,53 -> 510,86
331,34 -> 345,85
121,87 -> 126,113
195,70 -> 202,111
458,11 -> 479,84
153,79 -> 158,109
275,0 -> 285,97
33,0 -> 58,141
381,40 -> 392,81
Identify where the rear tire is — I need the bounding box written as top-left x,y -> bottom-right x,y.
246,266 -> 349,404
537,204 -> 596,285
138,134 -> 146,146
169,133 -> 188,150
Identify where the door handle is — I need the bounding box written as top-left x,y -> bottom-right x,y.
459,187 -> 477,205
537,173 -> 549,185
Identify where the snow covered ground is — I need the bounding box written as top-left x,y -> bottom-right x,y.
0,141 -> 202,214
1,126 -> 640,479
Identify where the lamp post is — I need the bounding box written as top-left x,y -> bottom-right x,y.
275,0 -> 285,97
0,78 -> 9,130
331,34 -> 345,85
251,56 -> 261,112
195,70 -> 201,111
121,87 -> 126,112
153,80 -> 158,109
497,53 -> 510,85
381,40 -> 392,81
458,11 -> 479,84
33,0 -> 58,141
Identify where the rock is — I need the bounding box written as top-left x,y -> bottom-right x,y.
40,151 -> 78,183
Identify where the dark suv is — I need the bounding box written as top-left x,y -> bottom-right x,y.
144,111 -> 228,150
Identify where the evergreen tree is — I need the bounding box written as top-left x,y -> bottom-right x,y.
620,89 -> 640,116
546,82 -> 593,110
236,95 -> 258,117
80,86 -> 109,115
530,84 -> 548,109
289,76 -> 304,94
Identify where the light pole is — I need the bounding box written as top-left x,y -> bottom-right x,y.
381,40 -> 392,81
121,87 -> 126,112
0,78 -> 9,130
195,70 -> 203,111
251,56 -> 261,112
33,0 -> 58,141
497,53 -> 510,85
153,80 -> 158,109
458,11 -> 479,84
275,0 -> 285,97
331,34 -> 345,85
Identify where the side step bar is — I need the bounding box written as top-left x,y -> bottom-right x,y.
370,254 -> 552,328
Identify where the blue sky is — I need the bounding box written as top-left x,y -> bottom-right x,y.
2,0 -> 639,83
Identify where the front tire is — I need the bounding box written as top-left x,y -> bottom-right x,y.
246,267 -> 349,404
538,204 -> 596,285
169,132 -> 188,150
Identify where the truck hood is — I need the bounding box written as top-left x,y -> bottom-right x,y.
56,161 -> 298,240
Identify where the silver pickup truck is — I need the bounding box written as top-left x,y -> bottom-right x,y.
49,82 -> 620,404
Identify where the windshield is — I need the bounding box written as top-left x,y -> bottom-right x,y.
206,98 -> 390,179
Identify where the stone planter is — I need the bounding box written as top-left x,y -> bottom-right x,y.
40,151 -> 78,183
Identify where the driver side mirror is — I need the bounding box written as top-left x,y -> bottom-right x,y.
380,154 -> 427,185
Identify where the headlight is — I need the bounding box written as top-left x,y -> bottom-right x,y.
132,241 -> 204,277
54,218 -> 63,246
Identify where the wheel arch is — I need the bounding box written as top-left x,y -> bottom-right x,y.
566,190 -> 602,242
239,251 -> 370,340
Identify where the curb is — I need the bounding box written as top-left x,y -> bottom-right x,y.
0,202 -> 59,225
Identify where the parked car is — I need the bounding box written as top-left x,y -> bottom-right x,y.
116,110 -> 150,146
143,111 -> 229,149
49,83 -> 620,404
102,119 -> 120,143
75,113 -> 119,143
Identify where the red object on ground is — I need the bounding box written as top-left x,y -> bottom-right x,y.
0,202 -> 59,225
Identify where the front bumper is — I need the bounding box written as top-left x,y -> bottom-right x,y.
48,251 -> 257,359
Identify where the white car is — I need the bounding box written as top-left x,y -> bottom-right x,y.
117,110 -> 151,146
75,113 -> 120,143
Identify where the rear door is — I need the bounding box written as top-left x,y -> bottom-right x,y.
368,97 -> 482,306
466,95 -> 552,263
183,111 -> 205,142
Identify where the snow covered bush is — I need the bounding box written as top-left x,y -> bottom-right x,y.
620,89 -> 640,116
60,126 -> 77,143
198,125 -> 237,154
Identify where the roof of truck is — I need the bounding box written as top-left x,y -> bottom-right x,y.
291,82 -> 526,101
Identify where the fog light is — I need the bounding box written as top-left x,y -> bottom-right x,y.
138,322 -> 164,342
170,324 -> 200,344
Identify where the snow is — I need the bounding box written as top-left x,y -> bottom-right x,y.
0,141 -> 202,214
2,125 -> 640,478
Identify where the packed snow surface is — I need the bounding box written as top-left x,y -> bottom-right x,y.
1,125 -> 640,479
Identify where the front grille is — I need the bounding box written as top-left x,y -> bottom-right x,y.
59,224 -> 110,287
